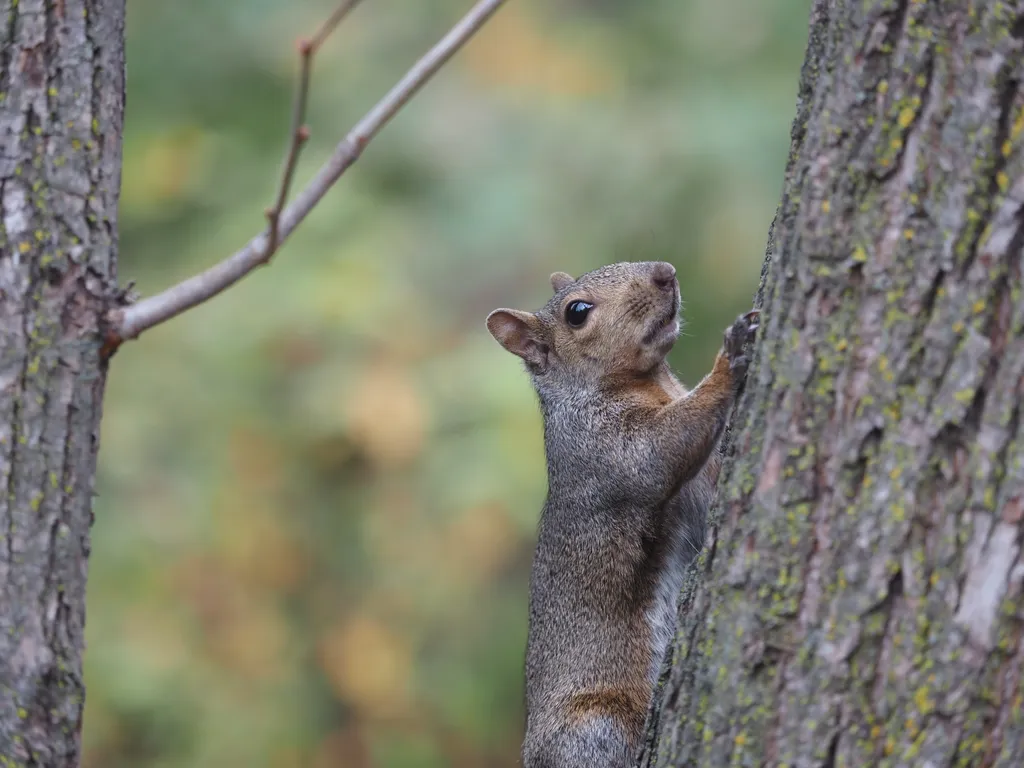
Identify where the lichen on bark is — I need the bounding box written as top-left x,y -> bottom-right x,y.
0,0 -> 125,764
641,1 -> 1024,766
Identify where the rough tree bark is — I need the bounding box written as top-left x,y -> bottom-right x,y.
640,0 -> 1024,766
0,0 -> 125,764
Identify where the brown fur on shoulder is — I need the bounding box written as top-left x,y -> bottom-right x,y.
566,687 -> 650,739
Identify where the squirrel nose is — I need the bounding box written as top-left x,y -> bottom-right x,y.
651,262 -> 677,291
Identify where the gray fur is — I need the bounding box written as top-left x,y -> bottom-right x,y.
486,262 -> 757,768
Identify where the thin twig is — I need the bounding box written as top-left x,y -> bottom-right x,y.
265,0 -> 365,254
309,0 -> 364,53
114,0 -> 509,345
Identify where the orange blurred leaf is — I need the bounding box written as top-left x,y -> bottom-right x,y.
441,502 -> 520,584
312,726 -> 370,768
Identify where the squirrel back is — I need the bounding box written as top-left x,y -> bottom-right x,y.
487,262 -> 757,768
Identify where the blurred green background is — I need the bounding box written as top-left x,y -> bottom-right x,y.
86,1 -> 810,765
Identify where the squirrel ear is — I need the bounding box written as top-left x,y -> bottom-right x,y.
486,309 -> 549,371
550,272 -> 574,292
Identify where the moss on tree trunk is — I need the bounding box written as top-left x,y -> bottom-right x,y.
0,0 -> 125,764
641,0 -> 1024,765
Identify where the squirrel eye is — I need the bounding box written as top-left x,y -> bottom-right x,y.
565,300 -> 593,327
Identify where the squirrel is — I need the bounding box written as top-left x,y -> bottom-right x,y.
485,261 -> 758,768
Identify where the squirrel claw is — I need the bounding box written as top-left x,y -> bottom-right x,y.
723,311 -> 759,360
722,310 -> 760,387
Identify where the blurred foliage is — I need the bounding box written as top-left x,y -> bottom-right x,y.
86,0 -> 810,765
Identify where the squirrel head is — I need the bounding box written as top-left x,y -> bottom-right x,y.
486,261 -> 681,387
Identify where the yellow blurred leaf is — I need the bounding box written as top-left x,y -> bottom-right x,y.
121,125 -> 207,211
463,5 -> 618,97
345,362 -> 428,466
319,615 -> 412,718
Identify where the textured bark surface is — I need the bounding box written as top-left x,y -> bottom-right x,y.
0,0 -> 125,764
641,0 -> 1024,766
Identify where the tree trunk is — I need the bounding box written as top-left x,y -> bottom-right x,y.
0,0 -> 124,764
642,1 -> 1024,766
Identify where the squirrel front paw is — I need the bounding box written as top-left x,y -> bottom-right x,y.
722,309 -> 759,384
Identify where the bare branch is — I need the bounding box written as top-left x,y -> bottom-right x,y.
308,0 -> 364,54
113,0 -> 509,345
265,0 -> 365,254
